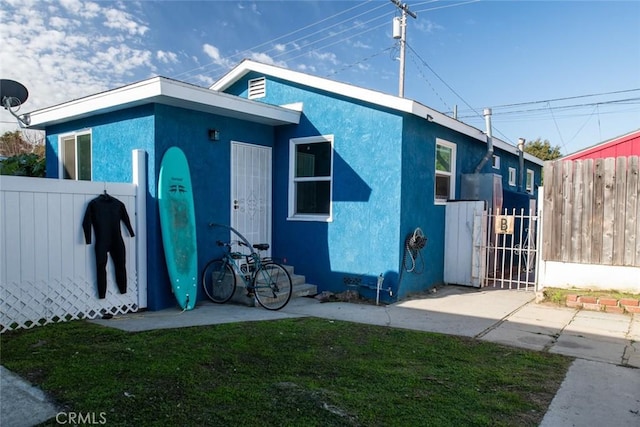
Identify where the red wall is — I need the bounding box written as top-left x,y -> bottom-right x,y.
564,130 -> 640,160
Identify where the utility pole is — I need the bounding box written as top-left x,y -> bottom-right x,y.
390,0 -> 416,98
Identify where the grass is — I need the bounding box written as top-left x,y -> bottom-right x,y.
542,287 -> 639,305
1,318 -> 572,426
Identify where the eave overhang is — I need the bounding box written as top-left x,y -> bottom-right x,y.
26,76 -> 301,130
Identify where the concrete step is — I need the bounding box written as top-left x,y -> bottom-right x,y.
227,264 -> 317,307
292,283 -> 317,297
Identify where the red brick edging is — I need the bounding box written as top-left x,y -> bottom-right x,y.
566,294 -> 640,314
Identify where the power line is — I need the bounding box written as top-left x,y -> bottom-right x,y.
547,101 -> 567,151
173,1 -> 377,80
453,88 -> 640,114
405,42 -> 515,143
325,46 -> 395,77
413,0 -> 481,14
173,0 -> 481,85
174,1 -> 391,82
455,97 -> 640,119
407,50 -> 451,111
406,43 -> 477,114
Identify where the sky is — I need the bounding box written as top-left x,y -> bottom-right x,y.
1,0 -> 639,155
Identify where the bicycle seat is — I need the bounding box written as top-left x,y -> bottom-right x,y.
253,243 -> 269,251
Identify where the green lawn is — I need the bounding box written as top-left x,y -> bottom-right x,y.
1,318 -> 571,426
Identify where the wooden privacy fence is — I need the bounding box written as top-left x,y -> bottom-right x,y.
542,156 -> 640,267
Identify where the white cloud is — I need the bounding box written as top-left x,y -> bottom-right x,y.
59,0 -> 101,19
416,20 -> 444,34
297,63 -> 316,73
102,7 -> 149,36
193,74 -> 215,87
351,41 -> 371,49
0,0 -> 159,133
274,43 -> 287,53
157,50 -> 179,64
203,43 -> 252,70
309,51 -> 339,66
203,43 -> 225,64
49,16 -> 74,29
249,52 -> 287,68
92,45 -> 154,76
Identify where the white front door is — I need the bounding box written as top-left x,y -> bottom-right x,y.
230,141 -> 272,257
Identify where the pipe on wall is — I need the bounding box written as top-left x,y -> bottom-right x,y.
517,138 -> 525,192
474,108 -> 494,173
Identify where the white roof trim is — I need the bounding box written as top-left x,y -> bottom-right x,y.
26,76 -> 300,129
212,60 -> 543,166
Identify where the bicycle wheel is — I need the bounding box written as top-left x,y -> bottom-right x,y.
513,243 -> 535,272
202,259 -> 236,303
252,262 -> 292,310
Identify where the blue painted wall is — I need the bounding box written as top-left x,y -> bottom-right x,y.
45,103 -> 275,311
228,74 -> 405,301
45,105 -> 155,182
226,73 -> 542,300
397,114 -> 444,297
151,104 -> 275,310
228,74 -> 402,300
43,71 -> 543,308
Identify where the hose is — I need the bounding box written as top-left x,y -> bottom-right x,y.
402,228 -> 427,273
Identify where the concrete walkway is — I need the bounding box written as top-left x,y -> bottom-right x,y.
2,285 -> 639,426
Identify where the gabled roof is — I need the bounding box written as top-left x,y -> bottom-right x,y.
563,128 -> 640,161
26,76 -> 301,130
212,59 -> 544,166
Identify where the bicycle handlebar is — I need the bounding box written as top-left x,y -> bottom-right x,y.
209,223 -> 270,258
209,222 -> 254,254
216,240 -> 248,247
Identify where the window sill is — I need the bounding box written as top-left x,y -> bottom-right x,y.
287,214 -> 333,222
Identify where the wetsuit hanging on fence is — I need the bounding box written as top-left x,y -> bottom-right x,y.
82,194 -> 135,299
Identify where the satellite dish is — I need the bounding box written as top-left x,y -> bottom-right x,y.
1,79 -> 29,108
0,79 -> 30,127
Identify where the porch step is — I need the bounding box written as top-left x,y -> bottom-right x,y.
229,264 -> 317,307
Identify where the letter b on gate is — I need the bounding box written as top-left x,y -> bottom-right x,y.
494,215 -> 514,234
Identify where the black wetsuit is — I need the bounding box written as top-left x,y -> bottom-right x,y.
82,194 -> 135,299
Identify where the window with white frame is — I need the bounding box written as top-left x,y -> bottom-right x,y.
526,169 -> 535,194
492,155 -> 500,169
508,167 -> 516,187
288,135 -> 333,221
435,139 -> 456,204
60,131 -> 92,181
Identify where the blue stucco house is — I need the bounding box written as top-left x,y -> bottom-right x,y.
28,60 -> 543,311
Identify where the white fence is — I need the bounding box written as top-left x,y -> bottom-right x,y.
444,202 -> 538,291
1,150 -> 147,333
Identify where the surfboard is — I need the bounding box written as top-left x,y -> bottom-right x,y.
158,147 -> 198,310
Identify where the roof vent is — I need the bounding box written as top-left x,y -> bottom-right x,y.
248,77 -> 266,99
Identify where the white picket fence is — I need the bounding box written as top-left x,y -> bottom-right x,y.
0,150 -> 147,333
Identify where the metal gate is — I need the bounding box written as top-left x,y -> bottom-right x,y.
479,207 -> 539,290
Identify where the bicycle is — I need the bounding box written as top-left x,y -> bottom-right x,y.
202,223 -> 293,310
513,227 -> 536,273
